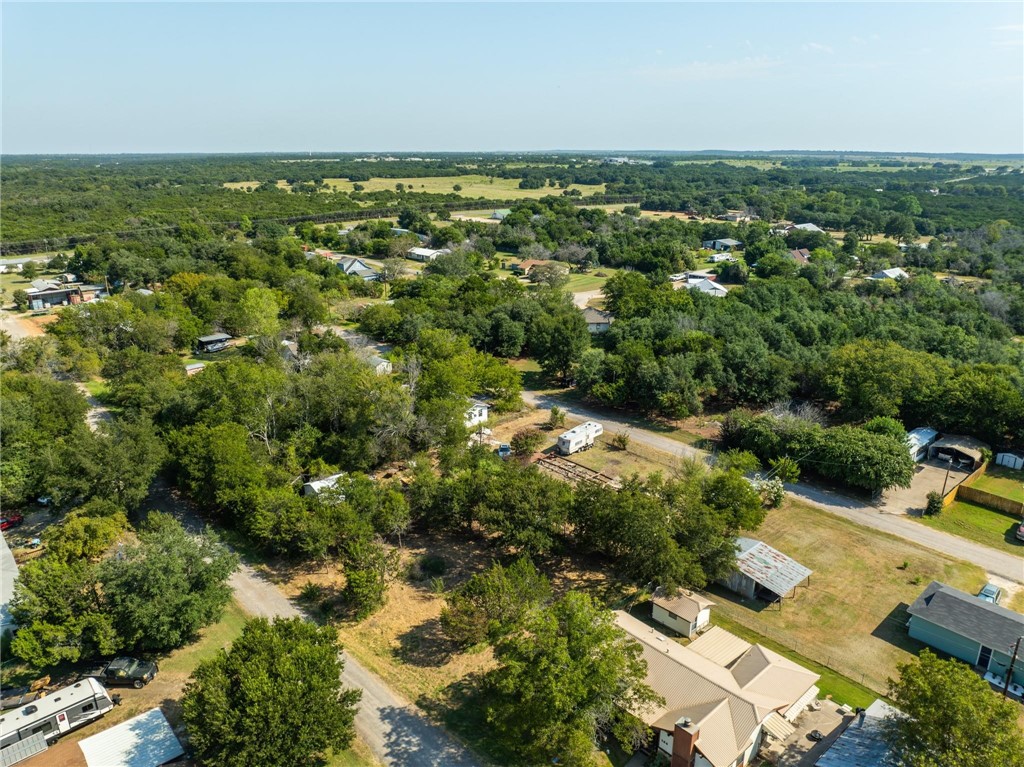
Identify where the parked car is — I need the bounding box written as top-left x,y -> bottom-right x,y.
977,583 -> 1002,604
1016,521 -> 1024,542
497,444 -> 512,460
0,513 -> 25,531
89,657 -> 158,688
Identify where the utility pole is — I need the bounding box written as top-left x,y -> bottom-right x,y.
1004,636 -> 1022,700
939,457 -> 954,498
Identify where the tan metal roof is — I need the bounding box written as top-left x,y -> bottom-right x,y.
652,589 -> 715,623
687,625 -> 752,666
616,612 -> 819,767
762,711 -> 796,742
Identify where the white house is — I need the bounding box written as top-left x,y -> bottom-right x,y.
407,247 -> 450,262
651,588 -> 714,638
616,613 -> 820,767
336,256 -> 378,281
702,238 -> 743,252
581,307 -> 614,334
870,267 -> 910,281
464,401 -> 489,429
682,278 -> 729,298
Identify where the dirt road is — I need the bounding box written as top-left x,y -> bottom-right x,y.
522,390 -> 1024,584
572,289 -> 602,308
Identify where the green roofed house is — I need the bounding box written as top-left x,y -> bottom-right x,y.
906,581 -> 1024,689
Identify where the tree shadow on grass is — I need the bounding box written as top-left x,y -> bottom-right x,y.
394,617 -> 455,668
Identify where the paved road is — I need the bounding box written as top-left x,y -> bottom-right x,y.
522,390 -> 1024,584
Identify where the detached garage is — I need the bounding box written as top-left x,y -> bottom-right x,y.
928,435 -> 989,470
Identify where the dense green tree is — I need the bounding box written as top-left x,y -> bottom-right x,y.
884,650 -> 1024,767
182,618 -> 361,767
440,557 -> 551,647
485,593 -> 661,766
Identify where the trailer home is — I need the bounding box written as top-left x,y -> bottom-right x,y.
557,421 -> 603,455
0,678 -> 115,752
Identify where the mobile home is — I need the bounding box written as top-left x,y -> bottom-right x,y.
0,678 -> 115,751
556,421 -> 603,455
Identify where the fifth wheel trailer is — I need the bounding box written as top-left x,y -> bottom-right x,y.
557,422 -> 604,456
0,678 -> 115,752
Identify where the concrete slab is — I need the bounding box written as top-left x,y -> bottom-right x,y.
763,702 -> 848,767
879,460 -> 971,515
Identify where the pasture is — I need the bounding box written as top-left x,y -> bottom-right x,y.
224,175 -> 606,199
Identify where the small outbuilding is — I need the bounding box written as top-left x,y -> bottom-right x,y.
651,588 -> 714,638
581,307 -> 614,334
184,362 -> 206,376
720,537 -> 812,604
77,708 -> 184,767
301,472 -> 346,498
906,427 -> 939,462
681,277 -> 728,298
995,452 -> 1024,471
702,238 -> 743,252
196,332 -> 232,353
406,247 -> 449,262
491,209 -> 513,220
464,401 -> 489,429
870,267 -> 910,281
928,435 -> 989,470
367,355 -> 393,375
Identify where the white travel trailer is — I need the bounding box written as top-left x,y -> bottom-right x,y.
0,678 -> 115,752
557,421 -> 604,456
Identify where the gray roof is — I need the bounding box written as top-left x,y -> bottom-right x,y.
734,538 -> 812,596
907,581 -> 1024,651
197,332 -> 232,343
581,307 -> 613,324
815,700 -> 899,767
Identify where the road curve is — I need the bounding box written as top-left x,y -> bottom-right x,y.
521,391 -> 1024,584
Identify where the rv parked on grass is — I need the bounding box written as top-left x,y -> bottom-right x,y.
557,421 -> 603,456
0,678 -> 116,751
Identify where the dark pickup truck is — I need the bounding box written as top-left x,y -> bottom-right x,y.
88,657 -> 158,689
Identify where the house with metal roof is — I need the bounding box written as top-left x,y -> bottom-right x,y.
651,588 -> 714,638
906,581 -> 1024,686
336,256 -> 378,281
406,247 -> 450,262
869,267 -> 910,281
681,278 -> 729,298
615,612 -> 819,767
720,538 -> 812,604
814,699 -> 899,767
702,238 -> 744,252
301,472 -> 346,498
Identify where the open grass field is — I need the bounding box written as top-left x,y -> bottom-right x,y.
971,465 -> 1024,504
226,175 -> 606,199
914,499 -> 1024,555
708,498 -> 988,696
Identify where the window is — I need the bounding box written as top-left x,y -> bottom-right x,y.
81,704 -> 95,713
31,721 -> 53,735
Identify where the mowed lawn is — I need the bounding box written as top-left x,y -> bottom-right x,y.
707,499 -> 988,696
971,465 -> 1024,504
915,499 -> 1024,555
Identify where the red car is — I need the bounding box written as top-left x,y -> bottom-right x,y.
0,513 -> 25,531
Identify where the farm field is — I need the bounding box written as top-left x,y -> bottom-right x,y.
971,465 -> 1024,504
914,499 -> 1024,555
708,498 -> 988,696
226,175 -> 607,199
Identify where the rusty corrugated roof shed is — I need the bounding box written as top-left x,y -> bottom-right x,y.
734,538 -> 812,596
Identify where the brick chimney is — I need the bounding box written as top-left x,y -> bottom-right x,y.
671,717 -> 699,767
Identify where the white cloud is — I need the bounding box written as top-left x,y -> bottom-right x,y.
802,42 -> 834,54
632,56 -> 782,83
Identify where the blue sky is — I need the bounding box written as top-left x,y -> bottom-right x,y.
3,2 -> 1022,154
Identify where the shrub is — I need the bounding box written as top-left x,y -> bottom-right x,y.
611,431 -> 631,451
925,491 -> 943,516
419,553 -> 447,577
510,428 -> 543,456
299,583 -> 323,603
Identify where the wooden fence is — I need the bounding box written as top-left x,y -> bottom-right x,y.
955,485 -> 1024,517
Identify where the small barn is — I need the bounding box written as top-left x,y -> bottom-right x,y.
928,435 -> 989,470
651,588 -> 714,637
721,538 -> 812,603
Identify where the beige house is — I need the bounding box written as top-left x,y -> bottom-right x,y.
616,613 -> 819,767
651,589 -> 714,638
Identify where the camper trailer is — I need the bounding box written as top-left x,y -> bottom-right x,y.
0,678 -> 115,751
557,422 -> 604,456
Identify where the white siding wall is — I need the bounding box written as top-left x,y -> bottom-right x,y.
651,604 -> 695,636
695,607 -> 711,632
658,729 -> 673,756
